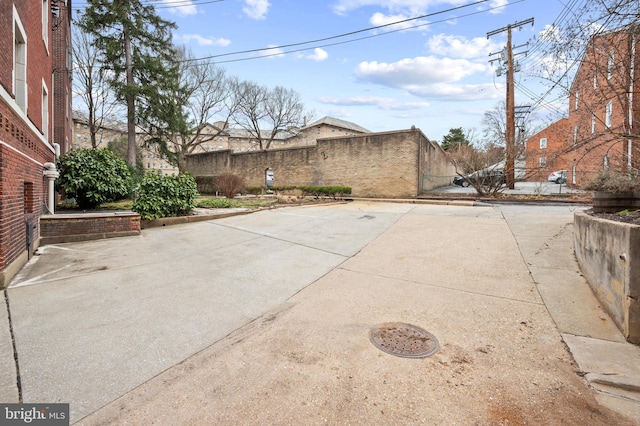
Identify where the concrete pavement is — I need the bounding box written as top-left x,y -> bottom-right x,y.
3,201 -> 640,424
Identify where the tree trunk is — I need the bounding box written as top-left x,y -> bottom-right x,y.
124,23 -> 136,168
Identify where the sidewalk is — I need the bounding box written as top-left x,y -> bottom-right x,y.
3,201 -> 640,424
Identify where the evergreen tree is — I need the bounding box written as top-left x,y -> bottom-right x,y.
441,127 -> 470,151
79,0 -> 179,168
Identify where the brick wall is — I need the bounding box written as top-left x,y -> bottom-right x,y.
186,129 -> 455,198
40,213 -> 140,244
0,103 -> 54,287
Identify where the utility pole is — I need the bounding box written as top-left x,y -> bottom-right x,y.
487,18 -> 533,189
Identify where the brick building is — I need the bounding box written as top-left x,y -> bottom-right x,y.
526,25 -> 640,185
196,116 -> 369,153
0,1 -> 64,287
52,0 -> 73,155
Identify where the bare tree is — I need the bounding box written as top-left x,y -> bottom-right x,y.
142,49 -> 240,173
72,24 -> 122,148
233,82 -> 308,150
448,141 -> 506,196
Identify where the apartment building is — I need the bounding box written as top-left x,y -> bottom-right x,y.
0,1 -> 66,287
526,25 -> 640,185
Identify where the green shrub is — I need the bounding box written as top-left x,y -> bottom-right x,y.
56,148 -> 132,209
195,198 -> 240,208
132,172 -> 199,220
245,186 -> 265,195
298,185 -> 352,199
195,176 -> 218,194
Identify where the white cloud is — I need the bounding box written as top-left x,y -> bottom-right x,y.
354,56 -> 499,101
355,56 -> 486,87
161,0 -> 197,16
243,0 -> 271,20
488,0 -> 509,14
318,95 -> 396,107
318,95 -> 430,110
369,12 -> 423,31
178,34 -> 231,47
407,82 -> 502,101
306,48 -> 329,62
331,0 -> 431,17
260,45 -> 285,59
427,34 -> 501,59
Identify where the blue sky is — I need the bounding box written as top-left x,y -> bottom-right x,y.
141,1 -> 573,141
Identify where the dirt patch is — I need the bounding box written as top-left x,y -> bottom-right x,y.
587,208 -> 640,225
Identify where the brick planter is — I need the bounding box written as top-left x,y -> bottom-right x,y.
574,210 -> 640,343
40,212 -> 140,245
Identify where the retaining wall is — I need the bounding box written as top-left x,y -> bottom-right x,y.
40,212 -> 140,245
574,210 -> 640,343
186,129 -> 455,198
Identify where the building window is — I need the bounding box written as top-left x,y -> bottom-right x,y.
593,70 -> 597,89
539,157 -> 546,167
42,82 -> 49,140
574,91 -> 579,110
604,154 -> 610,169
539,138 -> 547,149
572,165 -> 577,184
13,10 -> 27,112
605,101 -> 612,127
607,50 -> 614,80
591,114 -> 596,133
573,126 -> 578,146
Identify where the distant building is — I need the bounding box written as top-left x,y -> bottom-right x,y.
526,25 -> 640,185
71,111 -> 179,176
192,116 -> 370,153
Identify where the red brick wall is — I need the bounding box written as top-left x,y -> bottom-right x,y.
525,118 -> 570,182
0,103 -> 53,277
1,2 -> 56,284
52,0 -> 73,155
40,213 -> 141,244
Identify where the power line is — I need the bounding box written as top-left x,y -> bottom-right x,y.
177,0 -> 492,63
206,0 -> 521,65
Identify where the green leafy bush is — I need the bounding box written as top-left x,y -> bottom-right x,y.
298,185 -> 352,199
195,198 -> 240,208
195,176 -> 218,194
132,172 -> 199,219
56,148 -> 132,209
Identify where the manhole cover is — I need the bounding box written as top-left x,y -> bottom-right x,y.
370,322 -> 439,358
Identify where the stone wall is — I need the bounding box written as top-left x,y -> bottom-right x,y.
186,129 -> 454,198
574,211 -> 640,343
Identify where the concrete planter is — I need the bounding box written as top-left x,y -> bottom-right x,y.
574,211 -> 640,343
592,190 -> 640,213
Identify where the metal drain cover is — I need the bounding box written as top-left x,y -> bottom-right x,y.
370,322 -> 439,358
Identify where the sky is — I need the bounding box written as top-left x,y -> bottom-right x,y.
78,0 -> 578,142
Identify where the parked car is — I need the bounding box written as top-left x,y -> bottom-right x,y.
548,170 -> 567,184
453,170 -> 506,187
